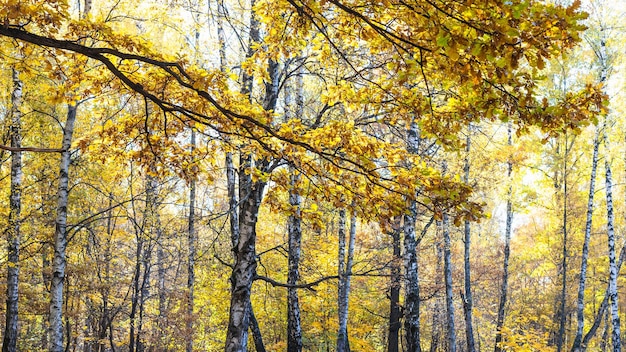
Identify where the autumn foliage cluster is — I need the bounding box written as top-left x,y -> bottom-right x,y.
0,0 -> 622,351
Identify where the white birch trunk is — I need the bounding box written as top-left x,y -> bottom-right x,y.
442,213 -> 457,352
336,208 -> 349,352
572,127 -> 600,352
285,60 -> 304,352
49,104 -> 77,352
225,2 -> 274,349
404,119 -> 422,352
287,171 -> 302,352
225,174 -> 265,352
582,243 -> 626,348
603,130 -> 621,352
2,68 -> 23,352
186,130 -> 197,352
337,207 -> 356,352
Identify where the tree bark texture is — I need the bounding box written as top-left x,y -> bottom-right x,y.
249,302 -> 267,352
443,214 -> 457,352
337,208 -> 349,352
404,119 -> 422,352
225,1 -> 273,349
604,131 -> 621,352
225,177 -> 265,352
49,104 -> 77,352
579,239 -> 626,348
284,56 -> 305,352
572,128 -> 600,352
2,68 -> 23,352
186,130 -> 197,352
287,172 -> 303,352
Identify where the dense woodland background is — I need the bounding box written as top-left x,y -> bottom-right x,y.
0,0 -> 624,351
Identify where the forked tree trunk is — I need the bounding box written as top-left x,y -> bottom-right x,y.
225,0 -> 279,349
582,242 -> 626,349
225,171 -> 266,352
572,128 -> 600,352
494,124 -> 513,352
2,68 -> 23,352
49,104 -> 77,352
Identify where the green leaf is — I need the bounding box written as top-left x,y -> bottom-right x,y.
437,34 -> 449,47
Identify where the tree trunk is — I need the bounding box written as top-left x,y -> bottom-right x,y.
287,171 -> 303,352
224,173 -> 266,352
430,241 -> 444,352
225,0 -> 277,349
129,228 -> 142,352
186,129 -> 197,352
601,310 -> 609,352
337,209 -> 349,352
571,128 -> 600,352
461,131 -> 476,352
42,244 -> 51,350
387,218 -> 402,352
442,214 -> 457,352
49,104 -> 77,352
494,124 -> 513,352
284,55 -> 305,352
137,236 -> 152,352
603,130 -> 621,352
404,120 -> 422,352
337,207 -> 356,352
99,194 -> 114,352
249,303 -> 267,352
2,68 -> 23,352
557,134 -> 572,352
581,243 -> 626,348
128,174 -> 155,352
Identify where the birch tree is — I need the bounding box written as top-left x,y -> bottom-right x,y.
603,126 -> 621,351
285,60 -> 305,352
571,128 -> 600,352
442,213 -> 457,352
2,68 -> 23,352
404,120 -> 423,352
49,103 -> 77,352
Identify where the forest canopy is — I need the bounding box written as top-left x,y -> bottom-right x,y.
0,0 -> 622,351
